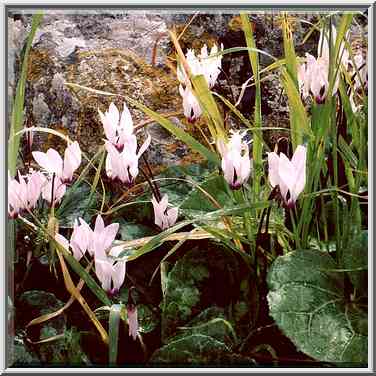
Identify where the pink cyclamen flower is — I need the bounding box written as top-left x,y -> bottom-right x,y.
217,131 -> 252,189
298,26 -> 350,104
98,103 -> 134,150
62,218 -> 92,261
177,43 -> 223,89
298,53 -> 334,104
179,85 -> 202,123
55,215 -> 124,294
8,170 -> 45,218
90,215 -> 124,294
32,141 -> 81,183
105,134 -> 151,185
267,145 -> 307,208
151,194 -> 178,230
127,304 -> 139,341
94,245 -> 126,295
41,175 -> 66,206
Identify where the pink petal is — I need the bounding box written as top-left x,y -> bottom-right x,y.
94,258 -> 112,292
112,261 -> 126,292
119,103 -> 134,136
63,141 -> 81,181
94,215 -> 105,235
55,233 -> 70,251
108,103 -> 120,126
291,145 -> 307,201
137,134 -> 151,158
127,305 -> 139,340
167,207 -> 178,228
99,109 -> 117,143
102,223 -> 120,252
267,152 -> 280,188
33,150 -> 60,176
152,196 -> 164,229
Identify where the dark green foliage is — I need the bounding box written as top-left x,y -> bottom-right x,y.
56,184 -> 98,228
161,249 -> 210,342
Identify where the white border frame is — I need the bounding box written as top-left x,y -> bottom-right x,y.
1,1 -> 374,373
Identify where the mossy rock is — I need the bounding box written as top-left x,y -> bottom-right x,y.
65,48 -> 181,156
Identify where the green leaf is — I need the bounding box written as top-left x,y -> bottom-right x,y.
173,307 -> 237,345
240,12 -> 262,198
161,249 -> 210,342
341,230 -> 368,294
56,184 -> 98,228
149,334 -> 231,365
267,249 -> 367,365
109,304 -> 122,365
117,219 -> 156,241
180,175 -> 233,218
137,304 -> 160,334
8,13 -> 43,176
191,74 -> 225,139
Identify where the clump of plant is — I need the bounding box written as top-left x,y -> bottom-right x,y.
8,11 -> 367,367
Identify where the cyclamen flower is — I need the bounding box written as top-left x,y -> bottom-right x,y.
98,103 -> 133,150
298,53 -> 333,104
8,170 -> 45,218
151,194 -> 178,230
90,215 -> 123,294
41,175 -> 66,206
55,217 -> 92,261
55,215 -> 124,294
267,145 -> 307,208
217,131 -> 252,189
179,85 -> 202,123
105,134 -> 151,185
94,246 -> 126,295
127,304 -> 139,341
177,43 -> 223,89
32,141 -> 82,183
298,26 -> 349,104
177,43 -> 223,122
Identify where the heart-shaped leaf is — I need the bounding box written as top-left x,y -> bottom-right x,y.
267,249 -> 367,365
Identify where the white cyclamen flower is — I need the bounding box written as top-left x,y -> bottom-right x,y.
267,145 -> 307,208
217,131 -> 252,189
151,194 -> 178,230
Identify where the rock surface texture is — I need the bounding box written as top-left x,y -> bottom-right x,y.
8,11 -> 367,167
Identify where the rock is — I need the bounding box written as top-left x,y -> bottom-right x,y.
9,11 -> 188,172
8,18 -> 27,115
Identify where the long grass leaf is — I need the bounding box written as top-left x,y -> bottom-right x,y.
8,13 -> 43,176
240,12 -> 262,199
59,246 -> 112,307
109,304 -> 123,365
191,74 -> 225,139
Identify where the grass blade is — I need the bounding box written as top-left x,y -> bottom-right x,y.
59,246 -> 112,307
240,12 -> 262,200
191,74 -> 225,139
109,304 -> 123,365
8,13 -> 43,176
